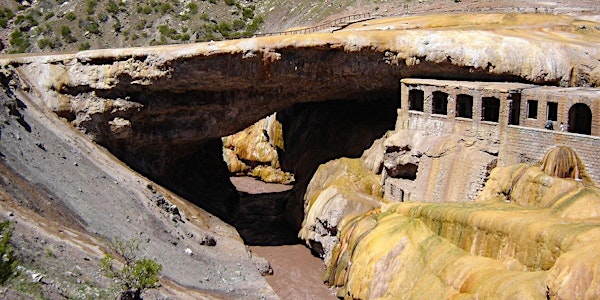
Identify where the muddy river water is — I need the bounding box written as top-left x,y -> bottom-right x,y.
249,245 -> 338,300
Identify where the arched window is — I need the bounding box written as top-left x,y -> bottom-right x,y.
456,94 -> 473,118
432,91 -> 448,115
482,97 -> 500,122
568,103 -> 592,135
409,89 -> 424,112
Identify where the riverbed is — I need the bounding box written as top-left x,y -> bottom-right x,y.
249,245 -> 338,300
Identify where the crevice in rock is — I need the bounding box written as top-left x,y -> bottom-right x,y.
386,163 -> 418,180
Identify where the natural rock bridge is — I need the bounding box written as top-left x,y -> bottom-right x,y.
1,13 -> 600,298
5,13 -> 599,229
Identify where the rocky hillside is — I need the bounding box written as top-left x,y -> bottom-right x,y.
0,0 -> 265,53
1,0 -> 599,54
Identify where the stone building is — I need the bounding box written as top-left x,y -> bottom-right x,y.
384,78 -> 600,203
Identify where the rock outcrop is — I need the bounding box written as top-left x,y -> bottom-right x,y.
223,113 -> 295,184
301,139 -> 600,298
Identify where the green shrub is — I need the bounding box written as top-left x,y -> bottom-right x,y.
158,3 -> 172,14
134,19 -> 146,30
209,0 -> 217,4
218,21 -> 232,32
0,221 -> 18,284
14,13 -> 38,29
242,7 -> 254,19
100,238 -> 162,300
107,0 -> 119,14
0,8 -> 14,19
158,24 -> 176,37
44,12 -> 55,20
9,29 -> 30,53
113,21 -> 121,32
78,42 -> 91,50
188,3 -> 198,14
232,19 -> 245,31
224,0 -> 236,6
37,38 -> 52,49
245,15 -> 263,35
142,6 -> 152,15
65,11 -> 76,21
79,17 -> 100,35
98,12 -> 108,22
60,25 -> 77,43
86,0 -> 98,15
60,25 -> 71,37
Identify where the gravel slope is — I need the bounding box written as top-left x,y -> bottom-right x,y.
0,77 -> 277,298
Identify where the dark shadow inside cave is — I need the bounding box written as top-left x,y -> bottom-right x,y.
125,93 -> 398,246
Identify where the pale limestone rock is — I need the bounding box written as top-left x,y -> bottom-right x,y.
108,117 -> 131,135
299,157 -> 384,263
310,145 -> 600,299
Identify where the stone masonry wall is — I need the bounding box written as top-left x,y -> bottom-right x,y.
501,126 -> 600,183
388,79 -> 600,204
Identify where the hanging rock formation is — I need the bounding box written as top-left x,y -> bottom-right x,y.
222,113 -> 295,184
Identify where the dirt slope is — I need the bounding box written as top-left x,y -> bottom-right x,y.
0,75 -> 277,298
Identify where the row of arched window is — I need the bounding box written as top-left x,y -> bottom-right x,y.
407,89 -> 593,135
408,90 -> 502,122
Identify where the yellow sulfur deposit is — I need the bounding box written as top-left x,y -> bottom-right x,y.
222,113 -> 294,184
305,145 -> 600,299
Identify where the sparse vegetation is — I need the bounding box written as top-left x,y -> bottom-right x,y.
9,29 -> 30,53
0,0 -> 267,53
37,37 -> 52,49
188,3 -> 199,14
100,238 -> 162,300
86,0 -> 98,15
79,17 -> 100,35
65,11 -> 77,21
60,25 -> 70,36
0,221 -> 18,284
158,3 -> 173,14
44,12 -> 54,21
107,0 -> 120,14
79,42 -> 91,50
0,8 -> 15,28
